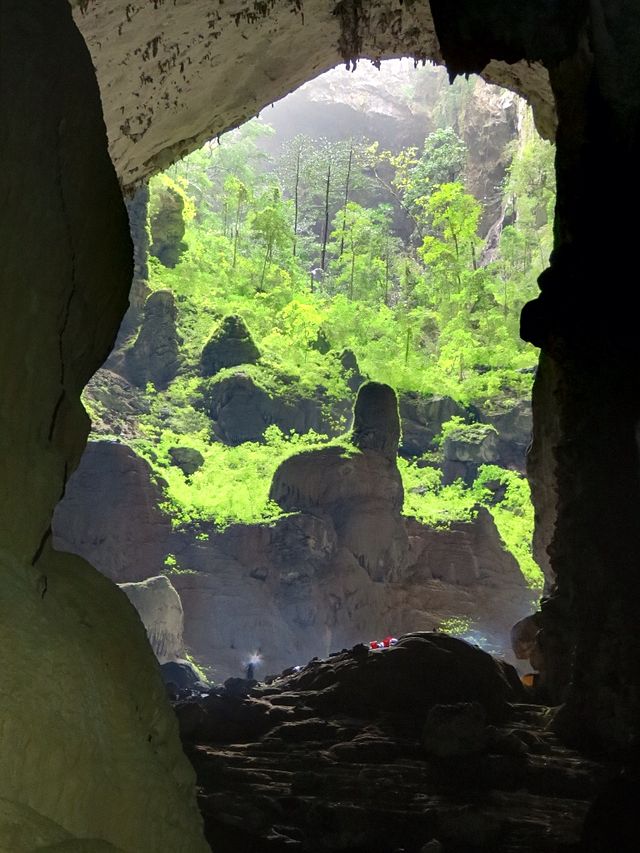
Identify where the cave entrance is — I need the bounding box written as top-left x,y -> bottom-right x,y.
53,59 -> 552,684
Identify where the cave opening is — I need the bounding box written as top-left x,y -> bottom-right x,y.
52,59 -> 552,686
5,1 -> 640,850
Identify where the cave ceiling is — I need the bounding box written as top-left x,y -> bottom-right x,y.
72,0 -> 557,189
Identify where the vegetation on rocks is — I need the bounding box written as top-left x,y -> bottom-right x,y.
88,68 -> 554,591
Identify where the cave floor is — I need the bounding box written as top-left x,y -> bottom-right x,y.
176,635 -> 605,853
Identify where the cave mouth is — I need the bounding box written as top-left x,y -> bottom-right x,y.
52,58 -> 552,685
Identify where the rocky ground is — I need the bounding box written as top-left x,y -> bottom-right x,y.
172,633 -> 613,853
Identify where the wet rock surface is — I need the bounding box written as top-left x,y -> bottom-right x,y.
174,636 -> 605,853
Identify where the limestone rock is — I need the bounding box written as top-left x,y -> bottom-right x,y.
442,421 -> 499,484
82,369 -> 149,441
271,442 -> 407,582
124,290 -> 180,390
116,185 -> 152,341
52,441 -> 172,583
149,182 -> 187,268
120,575 -> 185,663
202,371 -> 348,445
481,399 -> 532,473
1,5 -> 206,848
168,445 -> 204,476
422,701 -> 489,757
0,549 -> 207,853
399,392 -> 467,457
405,507 -> 525,589
351,381 -> 401,460
200,314 -> 260,377
73,3 -> 555,190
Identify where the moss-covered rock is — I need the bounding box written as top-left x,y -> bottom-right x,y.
149,183 -> 187,268
124,290 -> 180,390
200,314 -> 260,377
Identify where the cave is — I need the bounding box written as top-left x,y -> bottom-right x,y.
2,0 -> 639,850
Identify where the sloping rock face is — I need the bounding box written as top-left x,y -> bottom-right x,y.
124,289 -> 180,389
200,314 -> 261,377
0,3 -> 206,850
120,575 -> 186,663
52,442 -> 172,583
175,639 -> 608,853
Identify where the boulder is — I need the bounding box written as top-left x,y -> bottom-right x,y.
279,633 -> 524,721
168,445 -> 204,476
442,421 -> 499,484
200,314 -> 260,377
161,660 -> 206,691
120,575 -> 185,663
124,290 -> 180,389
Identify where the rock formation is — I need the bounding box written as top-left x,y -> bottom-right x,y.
201,371 -> 351,445
149,180 -> 187,267
52,441 -> 172,583
124,289 -> 181,389
54,387 -> 534,681
200,314 -> 261,377
399,392 -> 467,457
120,574 -> 186,663
0,3 -> 206,849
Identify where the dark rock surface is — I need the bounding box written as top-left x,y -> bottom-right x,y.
339,348 -> 365,394
200,314 -> 261,377
351,381 -> 401,460
169,446 -> 205,476
124,289 -> 181,389
201,372 -> 350,445
52,441 -> 171,583
399,393 -> 467,458
175,639 -> 606,853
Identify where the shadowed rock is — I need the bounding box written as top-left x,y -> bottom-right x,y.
351,381 -> 401,461
124,290 -> 180,389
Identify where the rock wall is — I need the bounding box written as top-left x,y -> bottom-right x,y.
54,410 -> 535,681
0,1 -> 207,848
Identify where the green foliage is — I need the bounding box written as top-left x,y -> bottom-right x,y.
471,465 -> 543,589
134,426 -> 347,529
436,416 -> 498,447
106,106 -> 556,590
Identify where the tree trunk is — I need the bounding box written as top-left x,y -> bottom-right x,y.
339,143 -> 353,258
320,161 -> 331,271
